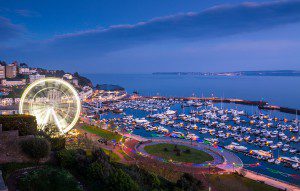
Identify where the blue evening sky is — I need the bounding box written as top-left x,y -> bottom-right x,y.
1,0 -> 300,73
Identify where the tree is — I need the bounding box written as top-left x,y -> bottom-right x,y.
184,149 -> 191,154
99,121 -> 106,129
74,72 -> 93,87
240,168 -> 247,177
108,120 -> 116,130
87,162 -> 108,181
56,149 -> 77,168
20,137 -> 51,163
176,173 -> 204,191
106,169 -> 139,191
37,128 -> 66,151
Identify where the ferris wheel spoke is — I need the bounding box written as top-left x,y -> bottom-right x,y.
42,108 -> 52,127
35,108 -> 51,129
30,107 -> 48,115
50,108 -> 64,133
54,107 -> 70,114
54,107 -> 73,113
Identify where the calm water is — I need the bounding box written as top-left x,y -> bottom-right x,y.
86,74 -> 300,109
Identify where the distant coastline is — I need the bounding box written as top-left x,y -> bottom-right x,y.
153,70 -> 300,76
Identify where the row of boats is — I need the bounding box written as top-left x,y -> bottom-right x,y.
85,98 -> 300,171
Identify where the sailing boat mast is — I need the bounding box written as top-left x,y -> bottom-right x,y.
297,110 -> 300,138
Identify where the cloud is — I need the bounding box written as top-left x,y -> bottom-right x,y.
14,9 -> 40,17
0,7 -> 40,17
2,0 -> 300,71
38,0 -> 300,54
0,16 -> 24,41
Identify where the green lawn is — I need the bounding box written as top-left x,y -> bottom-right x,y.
102,148 -> 121,162
208,173 -> 281,191
144,143 -> 213,163
81,125 -> 122,142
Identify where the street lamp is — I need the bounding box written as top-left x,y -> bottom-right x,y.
232,162 -> 235,173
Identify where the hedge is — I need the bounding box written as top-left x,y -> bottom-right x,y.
0,114 -> 37,136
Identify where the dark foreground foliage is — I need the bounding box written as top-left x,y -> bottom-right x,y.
176,173 -> 204,191
55,148 -> 203,191
18,167 -> 82,191
0,114 -> 37,135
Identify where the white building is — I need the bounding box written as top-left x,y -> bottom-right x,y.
1,79 -> 26,86
79,86 -> 93,100
0,65 -> 5,79
63,73 -> 73,80
29,68 -> 37,74
5,63 -> 17,78
29,74 -> 45,83
19,67 -> 30,74
0,98 -> 14,105
72,78 -> 79,86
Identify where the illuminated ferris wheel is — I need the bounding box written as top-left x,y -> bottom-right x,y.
19,78 -> 81,134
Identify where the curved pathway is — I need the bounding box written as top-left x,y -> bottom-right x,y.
136,137 -> 243,171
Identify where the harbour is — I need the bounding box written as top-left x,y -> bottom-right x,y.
82,95 -> 300,186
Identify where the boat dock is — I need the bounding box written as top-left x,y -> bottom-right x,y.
140,96 -> 300,116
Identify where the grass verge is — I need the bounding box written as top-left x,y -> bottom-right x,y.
208,173 -> 282,191
102,148 -> 121,162
81,125 -> 122,142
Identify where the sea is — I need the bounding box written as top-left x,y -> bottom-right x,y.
85,73 -> 300,186
86,74 -> 300,109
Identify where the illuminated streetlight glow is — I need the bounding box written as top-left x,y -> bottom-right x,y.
19,78 -> 81,134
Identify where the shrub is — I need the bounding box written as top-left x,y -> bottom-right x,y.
106,169 -> 139,191
49,137 -> 66,151
0,115 -> 37,135
18,167 -> 82,191
120,165 -> 163,190
239,169 -> 247,177
36,129 -> 66,151
20,137 -> 50,163
184,149 -> 191,154
173,145 -> 180,153
87,162 -> 107,180
56,149 -> 77,168
177,173 -> 204,191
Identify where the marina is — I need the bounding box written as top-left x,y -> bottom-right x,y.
82,96 -> 300,186
3,0 -> 300,190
